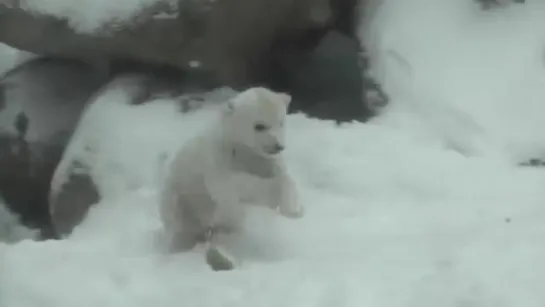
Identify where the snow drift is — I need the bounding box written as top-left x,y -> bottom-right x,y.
363,0 -> 545,162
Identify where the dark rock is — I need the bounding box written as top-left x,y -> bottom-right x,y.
0,56 -> 105,239
275,30 -> 381,122
0,0 -> 341,88
0,0 -> 387,121
49,161 -> 99,237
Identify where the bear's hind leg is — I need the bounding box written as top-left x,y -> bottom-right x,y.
204,226 -> 239,271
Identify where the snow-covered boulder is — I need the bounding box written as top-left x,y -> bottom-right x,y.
0,57 -> 105,239
0,0 -> 389,122
0,0 -> 357,89
49,73 -> 238,237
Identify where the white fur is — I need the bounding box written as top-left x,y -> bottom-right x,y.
159,87 -> 303,262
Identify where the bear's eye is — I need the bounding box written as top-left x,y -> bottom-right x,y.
254,123 -> 268,132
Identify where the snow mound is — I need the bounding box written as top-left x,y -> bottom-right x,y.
363,0 -> 545,162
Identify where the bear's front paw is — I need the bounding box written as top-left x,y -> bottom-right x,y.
277,203 -> 305,219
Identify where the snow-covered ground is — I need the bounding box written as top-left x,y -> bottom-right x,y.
2,0 -> 545,306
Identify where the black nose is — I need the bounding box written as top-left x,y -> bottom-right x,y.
272,144 -> 284,154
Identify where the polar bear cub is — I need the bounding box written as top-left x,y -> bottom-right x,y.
159,86 -> 304,270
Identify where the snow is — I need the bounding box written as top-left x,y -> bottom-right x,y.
363,0 -> 545,162
2,0 -> 545,306
0,43 -> 32,76
19,0 -> 178,33
0,44 -> 18,75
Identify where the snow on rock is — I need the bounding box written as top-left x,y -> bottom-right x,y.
19,0 -> 178,33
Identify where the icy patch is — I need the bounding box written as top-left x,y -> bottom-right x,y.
19,0 -> 178,33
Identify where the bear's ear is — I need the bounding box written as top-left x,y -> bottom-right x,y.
278,92 -> 292,108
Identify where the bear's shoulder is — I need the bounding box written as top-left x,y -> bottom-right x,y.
170,128 -> 227,174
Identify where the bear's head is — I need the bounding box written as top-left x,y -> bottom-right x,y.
221,87 -> 291,158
